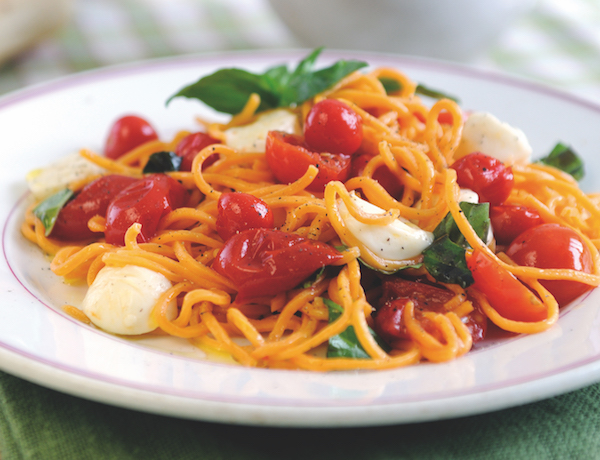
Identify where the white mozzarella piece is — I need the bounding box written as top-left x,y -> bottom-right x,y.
81,265 -> 176,336
224,108 -> 301,153
458,188 -> 479,204
27,152 -> 105,200
456,111 -> 532,165
338,192 -> 434,261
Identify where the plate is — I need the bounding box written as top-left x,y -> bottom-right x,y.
2,50 -> 600,428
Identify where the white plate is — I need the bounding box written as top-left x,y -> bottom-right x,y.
2,50 -> 600,428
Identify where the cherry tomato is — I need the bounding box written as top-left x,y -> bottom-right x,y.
350,153 -> 403,198
213,228 -> 342,300
105,174 -> 187,245
506,224 -> 594,306
467,249 -> 547,322
215,192 -> 275,241
50,175 -> 139,241
304,99 -> 363,155
265,131 -> 351,192
490,205 -> 543,245
104,115 -> 159,160
451,152 -> 514,205
174,132 -> 220,171
373,278 -> 487,344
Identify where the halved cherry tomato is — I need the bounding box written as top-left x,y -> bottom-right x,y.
213,228 -> 342,300
467,249 -> 547,322
350,152 -> 403,198
304,99 -> 363,155
490,205 -> 543,245
105,174 -> 187,245
451,152 -> 514,205
506,224 -> 593,306
215,192 -> 275,241
104,115 -> 159,160
51,175 -> 139,241
373,278 -> 487,345
265,131 -> 351,192
174,132 -> 220,171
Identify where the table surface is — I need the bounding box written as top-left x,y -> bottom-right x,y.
2,0 -> 600,459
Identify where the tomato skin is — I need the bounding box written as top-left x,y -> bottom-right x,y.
350,153 -> 403,198
105,174 -> 187,245
506,224 -> 594,306
490,205 -> 543,245
50,175 -> 139,240
451,152 -> 514,205
213,228 -> 342,300
467,249 -> 547,322
174,132 -> 220,171
373,278 -> 487,344
215,192 -> 275,241
304,99 -> 363,155
265,131 -> 351,192
104,115 -> 159,160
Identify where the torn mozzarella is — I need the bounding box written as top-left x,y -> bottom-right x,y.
224,108 -> 301,153
338,192 -> 434,261
458,188 -> 479,204
27,152 -> 105,200
456,112 -> 532,165
81,265 -> 176,335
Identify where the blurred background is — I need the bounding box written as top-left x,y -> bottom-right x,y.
1,0 -> 600,104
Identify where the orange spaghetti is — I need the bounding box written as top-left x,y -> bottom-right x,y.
21,63 -> 600,371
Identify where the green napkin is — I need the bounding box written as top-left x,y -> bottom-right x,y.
0,370 -> 599,460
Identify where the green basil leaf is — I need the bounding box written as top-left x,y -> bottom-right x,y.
143,151 -> 183,173
423,202 -> 490,288
167,48 -> 367,114
415,83 -> 459,103
32,188 -> 74,236
325,298 -> 389,359
378,77 -> 402,94
537,142 -> 584,181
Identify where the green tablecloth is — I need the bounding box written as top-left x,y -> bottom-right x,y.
2,0 -> 600,458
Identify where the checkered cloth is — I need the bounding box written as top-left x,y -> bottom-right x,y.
1,0 -> 600,105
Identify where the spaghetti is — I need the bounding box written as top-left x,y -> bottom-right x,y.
21,61 -> 600,371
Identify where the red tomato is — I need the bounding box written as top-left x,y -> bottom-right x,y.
506,224 -> 594,306
467,249 -> 547,322
350,153 -> 403,198
51,175 -> 139,240
174,132 -> 220,171
451,152 -> 514,205
215,192 -> 275,241
265,131 -> 351,192
304,99 -> 363,155
104,115 -> 159,160
373,278 -> 487,344
213,228 -> 342,300
105,174 -> 187,245
490,205 -> 543,245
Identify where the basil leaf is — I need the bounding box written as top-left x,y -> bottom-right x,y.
143,151 -> 182,173
325,298 -> 389,359
423,202 -> 490,288
32,188 -> 74,236
378,78 -> 459,102
167,48 -> 368,114
537,142 -> 584,181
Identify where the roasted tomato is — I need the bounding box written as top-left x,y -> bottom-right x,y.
265,131 -> 351,192
174,132 -> 220,171
506,224 -> 594,306
51,175 -> 139,240
373,278 -> 487,345
105,174 -> 187,245
451,152 -> 514,205
213,228 -> 342,300
104,115 -> 159,160
350,152 -> 403,198
489,204 -> 543,245
215,192 -> 275,241
303,99 -> 363,155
